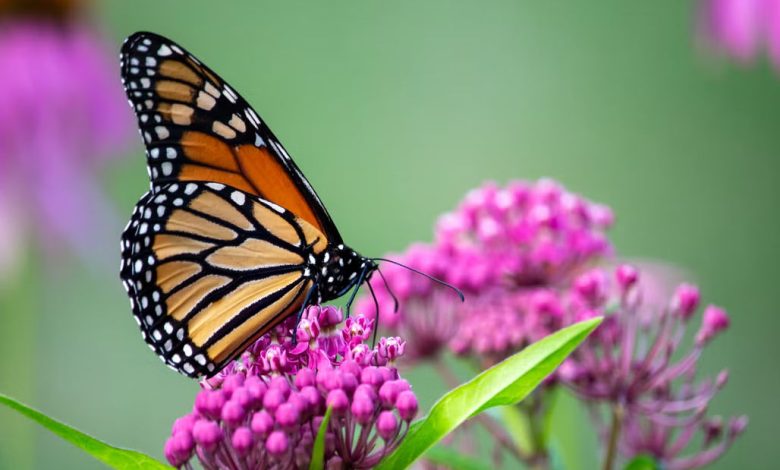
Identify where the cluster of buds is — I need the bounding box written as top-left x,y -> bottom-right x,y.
561,265 -> 747,469
357,179 -> 613,364
435,178 -> 613,287
164,306 -> 418,469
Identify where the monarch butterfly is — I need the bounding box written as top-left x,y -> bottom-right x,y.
119,32 -> 460,379
118,31 -> 389,379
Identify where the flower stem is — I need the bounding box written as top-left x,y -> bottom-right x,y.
525,394 -> 551,470
603,403 -> 624,470
433,359 -> 529,464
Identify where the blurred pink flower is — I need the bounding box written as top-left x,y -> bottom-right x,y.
0,20 -> 132,275
563,265 -> 746,469
699,0 -> 780,69
356,179 -> 613,365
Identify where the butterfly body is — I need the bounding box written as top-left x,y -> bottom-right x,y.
118,32 -> 375,378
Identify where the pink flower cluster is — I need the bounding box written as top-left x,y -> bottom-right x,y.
699,0 -> 780,69
0,20 -> 131,276
164,306 -> 418,469
357,180 -> 612,364
561,266 -> 747,469
354,178 -> 745,468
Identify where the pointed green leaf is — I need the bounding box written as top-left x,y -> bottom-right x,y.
376,317 -> 602,470
309,406 -> 333,470
0,392 -> 171,470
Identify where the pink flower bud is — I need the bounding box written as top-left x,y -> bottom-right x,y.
244,376 -> 267,407
615,264 -> 639,291
171,413 -> 197,436
265,430 -> 289,457
222,373 -> 245,399
164,436 -> 187,467
395,391 -> 418,421
232,387 -> 254,411
376,411 -> 399,441
351,392 -> 376,424
672,284 -> 700,319
360,366 -> 385,389
339,359 -> 362,378
262,388 -> 286,413
250,410 -> 274,438
231,427 -> 254,456
300,386 -> 322,412
221,400 -> 246,426
696,305 -> 730,345
326,389 -> 350,415
729,416 -> 748,436
275,402 -> 300,430
574,269 -> 608,306
192,419 -> 223,451
269,376 -> 291,399
316,369 -> 343,392
194,390 -> 225,420
164,431 -> 194,467
294,368 -> 316,389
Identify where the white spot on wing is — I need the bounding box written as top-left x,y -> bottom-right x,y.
231,191 -> 246,205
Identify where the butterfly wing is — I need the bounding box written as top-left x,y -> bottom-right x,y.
119,32 -> 342,244
120,181 -> 326,377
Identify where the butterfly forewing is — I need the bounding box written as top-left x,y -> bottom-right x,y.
119,32 -> 341,243
119,182 -> 324,377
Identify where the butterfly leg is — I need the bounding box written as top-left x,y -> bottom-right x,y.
344,265 -> 369,319
291,283 -> 317,346
366,280 -> 381,347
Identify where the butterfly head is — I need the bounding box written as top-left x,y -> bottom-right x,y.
318,244 -> 377,301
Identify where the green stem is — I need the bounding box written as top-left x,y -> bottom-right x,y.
433,359 -> 529,464
525,394 -> 551,470
603,404 -> 624,470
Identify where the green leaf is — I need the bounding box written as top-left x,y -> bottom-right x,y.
309,406 -> 333,470
0,392 -> 171,470
624,455 -> 660,470
376,317 -> 602,470
423,445 -> 486,470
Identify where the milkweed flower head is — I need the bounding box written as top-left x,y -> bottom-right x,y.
165,306 -> 418,469
0,13 -> 132,277
698,0 -> 780,71
561,265 -> 747,468
358,179 -> 613,364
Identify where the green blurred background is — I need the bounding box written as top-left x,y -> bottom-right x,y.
1,0 -> 778,468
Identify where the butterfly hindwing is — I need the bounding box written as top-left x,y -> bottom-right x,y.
119,181 -> 325,377
119,32 -> 341,242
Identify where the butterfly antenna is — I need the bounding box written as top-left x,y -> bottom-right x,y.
375,267 -> 399,313
370,257 -> 465,302
366,280 -> 381,347
345,264 -> 370,317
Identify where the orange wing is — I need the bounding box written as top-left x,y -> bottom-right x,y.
120,32 -> 341,243
119,181 -> 326,377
